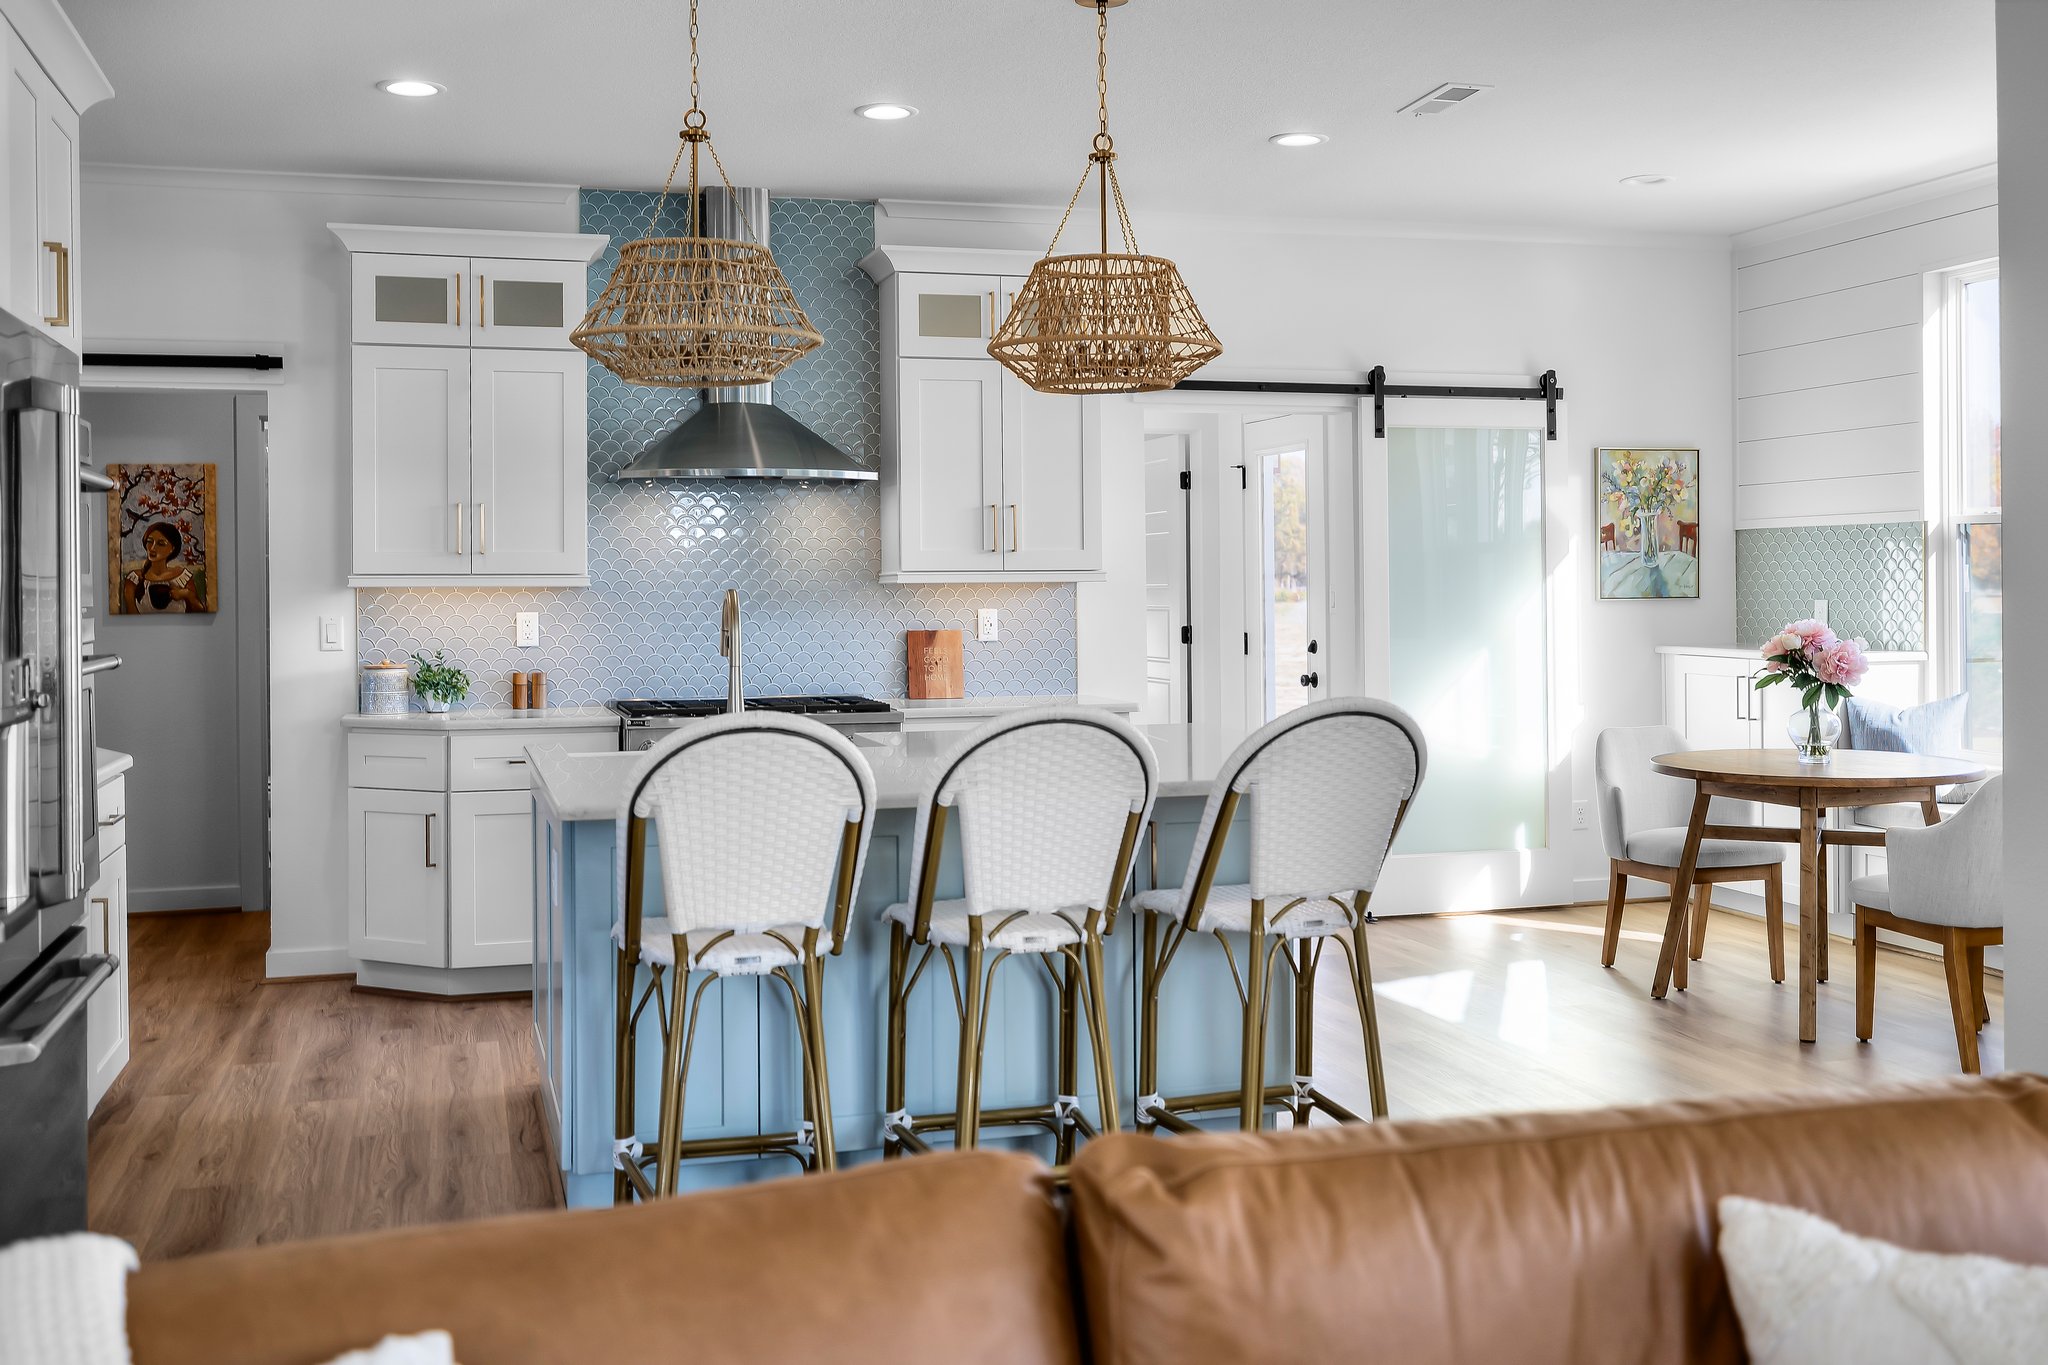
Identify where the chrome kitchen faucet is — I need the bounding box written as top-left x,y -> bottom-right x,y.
720,589 -> 743,715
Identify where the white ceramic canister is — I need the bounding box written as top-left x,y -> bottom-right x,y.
360,660 -> 410,715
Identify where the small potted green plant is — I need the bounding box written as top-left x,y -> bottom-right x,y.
409,650 -> 471,713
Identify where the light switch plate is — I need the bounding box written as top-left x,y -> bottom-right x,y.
977,608 -> 999,643
1812,599 -> 1828,626
318,616 -> 344,652
516,611 -> 541,648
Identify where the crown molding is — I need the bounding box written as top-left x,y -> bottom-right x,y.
83,162 -> 580,207
329,222 -> 607,262
1730,164 -> 1998,253
1,0 -> 112,111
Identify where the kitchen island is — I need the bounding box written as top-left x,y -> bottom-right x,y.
528,725 -> 1278,1205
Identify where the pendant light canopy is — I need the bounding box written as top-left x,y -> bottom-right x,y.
571,0 -> 822,388
989,0 -> 1221,395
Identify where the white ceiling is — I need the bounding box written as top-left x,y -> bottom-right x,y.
63,0 -> 1996,237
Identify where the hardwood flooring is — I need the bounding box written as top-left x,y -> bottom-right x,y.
86,912 -> 559,1261
89,899 -> 1999,1261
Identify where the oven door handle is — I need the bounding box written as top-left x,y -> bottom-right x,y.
0,952 -> 116,1067
82,654 -> 122,677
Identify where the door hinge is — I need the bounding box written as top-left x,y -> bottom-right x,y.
1231,463 -> 1246,489
1179,624 -> 1191,646
1243,632 -> 1250,656
1178,470 -> 1191,491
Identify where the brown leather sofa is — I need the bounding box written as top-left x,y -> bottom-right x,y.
128,1074 -> 2048,1365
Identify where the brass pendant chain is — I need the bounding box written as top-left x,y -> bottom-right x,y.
1046,0 -> 1138,259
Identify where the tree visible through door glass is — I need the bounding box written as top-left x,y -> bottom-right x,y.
1262,447 -> 1310,719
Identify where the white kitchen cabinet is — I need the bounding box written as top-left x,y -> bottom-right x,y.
1,5 -> 108,355
449,790 -> 536,968
1663,651 -> 1765,751
334,224 -> 606,586
863,249 -> 1105,583
83,837 -> 127,1113
347,787 -> 449,968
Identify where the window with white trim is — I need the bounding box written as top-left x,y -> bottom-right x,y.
1937,264 -> 2001,758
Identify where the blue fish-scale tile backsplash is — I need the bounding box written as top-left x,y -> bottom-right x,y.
356,194 -> 1078,707
1734,522 -> 1925,652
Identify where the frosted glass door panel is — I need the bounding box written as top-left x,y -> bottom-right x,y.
1261,447 -> 1311,720
1387,426 -> 1548,853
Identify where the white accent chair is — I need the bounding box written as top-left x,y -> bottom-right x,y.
1134,698 -> 1426,1131
1850,775 -> 2004,1074
882,707 -> 1156,1159
1595,726 -> 1788,988
612,713 -> 875,1200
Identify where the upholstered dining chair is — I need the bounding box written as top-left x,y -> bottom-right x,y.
1850,775 -> 2004,1073
1134,698 -> 1427,1131
1594,726 -> 1788,988
612,713 -> 876,1200
882,707 -> 1156,1160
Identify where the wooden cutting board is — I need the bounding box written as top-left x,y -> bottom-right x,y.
906,629 -> 964,700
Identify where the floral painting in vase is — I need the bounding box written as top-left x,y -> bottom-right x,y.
106,463 -> 219,614
1596,447 -> 1699,600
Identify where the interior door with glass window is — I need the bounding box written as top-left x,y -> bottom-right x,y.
1243,415 -> 1330,725
1360,398 -> 1571,910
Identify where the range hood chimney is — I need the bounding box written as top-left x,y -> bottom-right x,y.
613,187 -> 874,482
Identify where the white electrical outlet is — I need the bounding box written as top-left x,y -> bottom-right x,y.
318,616 -> 344,652
977,608 -> 999,642
516,611 -> 541,648
1813,598 -> 1828,626
1570,800 -> 1592,832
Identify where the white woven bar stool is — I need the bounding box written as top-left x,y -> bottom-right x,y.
882,707 -> 1156,1161
1135,698 -> 1427,1133
612,713 -> 875,1201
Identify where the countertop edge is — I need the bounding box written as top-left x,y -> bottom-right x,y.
1655,644 -> 1929,662
342,706 -> 620,732
95,748 -> 134,785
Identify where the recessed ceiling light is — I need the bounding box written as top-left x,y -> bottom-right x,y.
1269,132 -> 1328,148
856,103 -> 918,121
378,79 -> 444,98
1620,173 -> 1674,187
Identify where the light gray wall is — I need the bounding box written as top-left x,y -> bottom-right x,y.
1997,0 -> 2046,1073
83,390 -> 266,912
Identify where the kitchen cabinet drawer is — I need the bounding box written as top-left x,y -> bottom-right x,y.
449,728 -> 615,790
96,772 -> 126,856
346,732 -> 448,792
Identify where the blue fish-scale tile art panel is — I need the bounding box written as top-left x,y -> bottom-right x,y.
356,194 -> 1078,708
1734,522 -> 1925,652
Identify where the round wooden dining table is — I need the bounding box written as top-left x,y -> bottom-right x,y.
1649,748 -> 1990,1042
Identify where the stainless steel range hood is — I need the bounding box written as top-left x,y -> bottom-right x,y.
614,188 -> 874,483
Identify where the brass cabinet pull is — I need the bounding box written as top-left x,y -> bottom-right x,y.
424,813 -> 436,868
988,504 -> 998,553
987,290 -> 995,335
455,502 -> 466,556
454,271 -> 461,327
479,275 -> 487,328
42,242 -> 69,328
477,502 -> 487,555
1009,503 -> 1019,552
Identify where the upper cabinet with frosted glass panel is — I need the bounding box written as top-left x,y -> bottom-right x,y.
350,248 -> 590,350
0,3 -> 113,356
894,272 -> 1016,359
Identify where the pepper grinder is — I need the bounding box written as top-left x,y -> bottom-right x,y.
530,671 -> 547,709
511,672 -> 529,709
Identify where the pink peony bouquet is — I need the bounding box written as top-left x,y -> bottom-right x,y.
1756,618 -> 1870,714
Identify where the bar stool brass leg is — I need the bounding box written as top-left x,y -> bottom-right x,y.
1349,904 -> 1389,1119
1082,927 -> 1120,1134
1293,939 -> 1318,1128
884,924 -> 909,1156
653,965 -> 692,1197
1138,909 -> 1161,1132
613,949 -> 638,1204
1056,954 -> 1081,1162
1241,901 -> 1267,1132
957,923 -> 986,1150
802,952 -> 838,1172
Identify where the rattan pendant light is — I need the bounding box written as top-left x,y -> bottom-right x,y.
570,0 -> 822,388
989,0 -> 1221,395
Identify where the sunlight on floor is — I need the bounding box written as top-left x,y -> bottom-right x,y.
1376,969 -> 1475,1024
1498,958 -> 1550,1053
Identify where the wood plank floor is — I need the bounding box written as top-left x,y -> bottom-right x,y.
89,900 -> 1999,1261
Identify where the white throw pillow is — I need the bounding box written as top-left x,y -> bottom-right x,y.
1718,1195 -> 2048,1364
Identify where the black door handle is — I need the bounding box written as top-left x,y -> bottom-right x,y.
1299,672 -> 1319,689
1307,639 -> 1318,655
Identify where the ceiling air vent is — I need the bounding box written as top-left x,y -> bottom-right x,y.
1397,82 -> 1492,117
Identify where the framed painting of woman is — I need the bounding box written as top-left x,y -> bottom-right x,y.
106,463 -> 219,615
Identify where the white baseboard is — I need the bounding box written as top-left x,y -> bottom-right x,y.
353,960 -> 531,997
265,945 -> 353,978
130,884 -> 244,914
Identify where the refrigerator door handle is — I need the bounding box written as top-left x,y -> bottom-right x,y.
0,952 -> 115,1068
81,655 -> 121,677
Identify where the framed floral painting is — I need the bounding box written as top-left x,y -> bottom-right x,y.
106,463 -> 219,614
1596,448 -> 1699,600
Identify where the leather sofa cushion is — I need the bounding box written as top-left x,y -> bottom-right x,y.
1069,1075 -> 2048,1365
129,1149 -> 1078,1365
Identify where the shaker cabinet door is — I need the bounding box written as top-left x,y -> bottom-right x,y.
893,359 -> 1005,574
468,348 -> 587,577
470,257 -> 588,350
448,791 -> 536,969
352,346 -> 472,577
351,252 -> 470,345
347,789 -> 449,968
84,843 -> 129,1113
999,378 -> 1099,575
896,272 -> 1005,360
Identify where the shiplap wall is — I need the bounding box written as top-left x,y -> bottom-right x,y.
1733,180 -> 1998,528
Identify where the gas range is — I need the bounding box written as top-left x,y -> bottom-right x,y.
611,695 -> 903,750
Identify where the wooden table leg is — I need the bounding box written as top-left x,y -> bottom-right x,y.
1652,788 -> 1711,999
1815,819 -> 1829,984
1798,790 -> 1820,1042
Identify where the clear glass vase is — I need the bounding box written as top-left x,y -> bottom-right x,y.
1787,705 -> 1842,764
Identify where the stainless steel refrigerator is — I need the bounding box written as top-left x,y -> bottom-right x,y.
0,305 -> 119,1243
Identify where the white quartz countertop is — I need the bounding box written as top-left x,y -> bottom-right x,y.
341,705 -> 620,732
530,723 -> 1217,822
884,694 -> 1138,718
1655,644 -> 1928,661
95,748 -> 133,785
